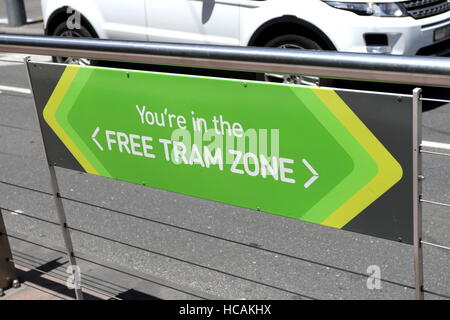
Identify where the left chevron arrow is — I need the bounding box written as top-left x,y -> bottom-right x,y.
91,127 -> 103,151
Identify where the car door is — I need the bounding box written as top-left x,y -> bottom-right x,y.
94,0 -> 147,41
145,0 -> 240,45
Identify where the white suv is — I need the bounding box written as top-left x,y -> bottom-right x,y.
41,0 -> 450,60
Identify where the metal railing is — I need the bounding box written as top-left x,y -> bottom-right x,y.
1,34 -> 450,87
0,35 -> 449,300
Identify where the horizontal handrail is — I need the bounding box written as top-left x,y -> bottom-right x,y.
1,34 -> 450,87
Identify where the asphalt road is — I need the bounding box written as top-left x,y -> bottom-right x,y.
0,53 -> 449,300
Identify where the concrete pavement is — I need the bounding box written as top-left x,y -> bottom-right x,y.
1,264 -> 108,300
0,21 -> 43,35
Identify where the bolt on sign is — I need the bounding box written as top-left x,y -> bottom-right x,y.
28,63 -> 414,244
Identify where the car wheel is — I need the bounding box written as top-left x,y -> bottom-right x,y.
257,34 -> 333,87
52,21 -> 96,66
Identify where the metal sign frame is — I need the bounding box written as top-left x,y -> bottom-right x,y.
412,88 -> 424,300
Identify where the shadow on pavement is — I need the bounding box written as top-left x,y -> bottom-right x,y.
15,258 -> 162,300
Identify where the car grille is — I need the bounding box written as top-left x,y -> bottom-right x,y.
401,0 -> 450,19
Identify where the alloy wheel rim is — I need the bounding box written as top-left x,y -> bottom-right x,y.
56,30 -> 92,66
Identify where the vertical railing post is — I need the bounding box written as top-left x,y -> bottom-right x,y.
412,88 -> 424,300
0,209 -> 17,294
5,0 -> 27,27
47,165 -> 84,300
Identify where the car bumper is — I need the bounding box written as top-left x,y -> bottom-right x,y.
319,8 -> 450,56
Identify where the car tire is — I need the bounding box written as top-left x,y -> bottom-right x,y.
51,21 -> 97,66
265,34 -> 322,50
257,34 -> 334,87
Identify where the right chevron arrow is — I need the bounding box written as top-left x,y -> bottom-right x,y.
302,159 -> 319,189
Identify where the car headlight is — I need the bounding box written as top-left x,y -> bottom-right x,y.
325,2 -> 408,17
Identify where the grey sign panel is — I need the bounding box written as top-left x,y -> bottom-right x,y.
337,91 -> 413,244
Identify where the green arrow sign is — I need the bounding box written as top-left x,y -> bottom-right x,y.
40,65 -> 403,231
